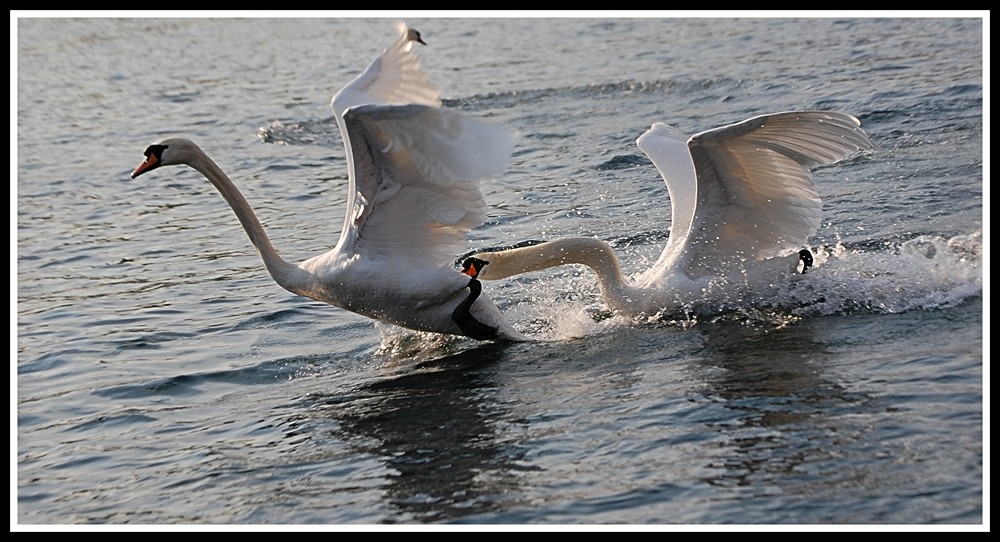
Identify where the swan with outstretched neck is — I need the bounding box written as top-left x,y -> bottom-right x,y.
130,23 -> 528,342
469,111 -> 875,318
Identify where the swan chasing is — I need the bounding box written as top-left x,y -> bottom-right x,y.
130,23 -> 528,342
469,111 -> 876,318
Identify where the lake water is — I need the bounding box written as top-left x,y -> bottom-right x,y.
14,15 -> 986,529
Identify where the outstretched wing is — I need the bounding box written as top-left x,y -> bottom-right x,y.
634,122 -> 699,274
640,111 -> 874,279
331,21 -> 441,119
335,103 -> 515,268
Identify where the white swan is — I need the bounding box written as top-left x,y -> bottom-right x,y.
130,23 -> 528,342
469,111 -> 876,318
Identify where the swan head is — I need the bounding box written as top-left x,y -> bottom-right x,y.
405,27 -> 426,46
798,248 -> 814,274
131,137 -> 200,178
460,257 -> 490,278
395,21 -> 426,46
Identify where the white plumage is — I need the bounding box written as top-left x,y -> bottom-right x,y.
131,22 -> 526,341
471,111 -> 875,317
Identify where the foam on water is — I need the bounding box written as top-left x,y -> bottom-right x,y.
453,230 -> 986,344
787,230 -> 983,317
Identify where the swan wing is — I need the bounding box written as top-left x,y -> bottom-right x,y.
331,21 -> 441,119
635,123 -> 700,271
642,111 -> 874,279
337,103 -> 514,268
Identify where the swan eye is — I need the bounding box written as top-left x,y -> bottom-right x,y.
132,144 -> 169,178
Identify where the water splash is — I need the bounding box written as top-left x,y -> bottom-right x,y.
476,230 -> 984,341
785,230 -> 983,317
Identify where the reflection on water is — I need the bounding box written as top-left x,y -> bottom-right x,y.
692,320 -> 864,494
297,347 -> 530,522
16,16 -> 983,525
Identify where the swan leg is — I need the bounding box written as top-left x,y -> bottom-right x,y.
451,278 -> 499,341
798,249 -> 814,274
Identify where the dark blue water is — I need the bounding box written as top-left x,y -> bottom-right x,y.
15,15 -> 985,528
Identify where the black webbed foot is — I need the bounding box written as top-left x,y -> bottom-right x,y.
451,277 -> 499,341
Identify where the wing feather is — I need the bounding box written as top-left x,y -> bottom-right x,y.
639,111 -> 874,279
331,22 -> 441,118
339,104 -> 514,267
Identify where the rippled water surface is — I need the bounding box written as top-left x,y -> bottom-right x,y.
15,15 -> 985,528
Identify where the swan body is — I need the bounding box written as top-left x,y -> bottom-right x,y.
471,111 -> 875,318
131,23 -> 528,342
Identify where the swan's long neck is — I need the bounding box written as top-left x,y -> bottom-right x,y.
474,237 -> 635,312
184,149 -> 304,289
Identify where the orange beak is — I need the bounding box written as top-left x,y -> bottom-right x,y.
461,258 -> 488,278
131,154 -> 160,178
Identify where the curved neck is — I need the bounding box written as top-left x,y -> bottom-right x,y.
184,149 -> 299,284
475,237 -> 634,312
